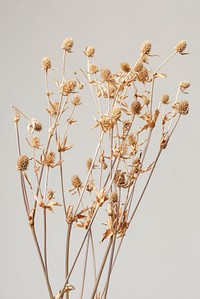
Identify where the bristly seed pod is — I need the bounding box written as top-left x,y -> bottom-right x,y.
17,155 -> 29,171
175,40 -> 187,53
101,68 -> 112,81
130,100 -> 142,115
175,100 -> 189,115
162,93 -> 170,104
110,192 -> 118,202
34,121 -> 42,131
89,64 -> 98,74
120,62 -> 131,73
71,175 -> 82,188
137,67 -> 149,83
42,57 -> 51,71
84,46 -> 95,57
140,41 -> 152,55
62,38 -> 74,53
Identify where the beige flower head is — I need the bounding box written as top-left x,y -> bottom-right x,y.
137,67 -> 149,83
89,64 -> 98,74
162,93 -> 170,104
110,192 -> 118,203
120,62 -> 131,73
174,100 -> 189,115
130,100 -> 142,115
17,155 -> 29,171
175,40 -> 187,53
42,57 -> 51,70
140,41 -> 152,55
84,46 -> 95,57
111,106 -> 121,120
62,38 -> 74,53
71,175 -> 82,188
101,68 -> 112,81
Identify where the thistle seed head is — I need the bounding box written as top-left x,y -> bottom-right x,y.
110,192 -> 118,202
120,62 -> 131,73
140,41 -> 152,55
137,67 -> 149,83
84,46 -> 95,57
42,57 -> 51,70
17,155 -> 29,171
175,100 -> 189,115
71,175 -> 82,188
175,40 -> 187,53
130,100 -> 142,115
89,64 -> 98,74
162,93 -> 170,104
101,68 -> 112,81
62,38 -> 74,53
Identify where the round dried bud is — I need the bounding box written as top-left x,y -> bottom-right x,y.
176,100 -> 189,115
140,41 -> 152,55
72,95 -> 81,106
84,46 -> 95,57
175,40 -> 187,53
137,67 -> 149,83
17,155 -> 29,171
89,64 -> 98,74
120,62 -> 131,73
71,175 -> 82,188
180,81 -> 190,90
34,121 -> 42,131
86,158 -> 93,171
62,38 -> 74,53
42,57 -> 51,70
101,68 -> 112,81
111,106 -> 121,120
130,100 -> 142,115
134,62 -> 143,72
110,192 -> 118,202
162,93 -> 170,104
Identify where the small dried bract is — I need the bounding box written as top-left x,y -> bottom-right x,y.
96,189 -> 109,207
174,100 -> 189,115
101,68 -> 112,81
38,200 -> 61,212
17,155 -> 29,171
39,151 -> 62,168
140,41 -> 152,55
57,137 -> 73,152
62,38 -> 74,53
42,57 -> 51,70
47,101 -> 59,117
71,175 -> 82,189
84,46 -> 95,57
72,95 -> 82,106
175,40 -> 187,53
27,135 -> 41,149
47,189 -> 55,200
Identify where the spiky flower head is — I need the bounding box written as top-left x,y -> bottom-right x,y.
110,192 -> 118,202
89,64 -> 98,74
175,100 -> 189,115
137,67 -> 149,83
17,155 -> 29,171
84,46 -> 95,57
162,93 -> 170,104
180,81 -> 190,91
101,68 -> 112,81
120,62 -> 131,73
42,57 -> 51,70
71,175 -> 82,188
140,41 -> 152,55
175,40 -> 187,53
130,100 -> 142,115
62,38 -> 74,53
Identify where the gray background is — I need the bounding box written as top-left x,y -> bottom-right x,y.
1,0 -> 200,298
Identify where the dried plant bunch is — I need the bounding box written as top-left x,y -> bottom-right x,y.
12,38 -> 190,299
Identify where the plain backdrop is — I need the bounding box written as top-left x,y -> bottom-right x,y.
1,0 -> 200,298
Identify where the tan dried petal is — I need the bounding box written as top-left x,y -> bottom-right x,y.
130,100 -> 142,115
17,155 -> 29,171
175,40 -> 187,53
120,62 -> 131,73
62,38 -> 74,52
42,57 -> 51,70
84,46 -> 95,57
140,41 -> 152,55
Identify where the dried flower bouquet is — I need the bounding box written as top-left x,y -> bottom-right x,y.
12,39 -> 190,299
